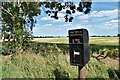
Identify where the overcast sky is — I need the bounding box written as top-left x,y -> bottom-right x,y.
32,2 -> 119,36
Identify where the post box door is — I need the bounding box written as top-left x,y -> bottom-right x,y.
70,44 -> 83,66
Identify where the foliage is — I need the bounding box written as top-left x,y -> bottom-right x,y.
108,68 -> 119,79
27,41 -> 119,58
90,45 -> 119,58
1,2 -> 41,54
54,68 -> 70,79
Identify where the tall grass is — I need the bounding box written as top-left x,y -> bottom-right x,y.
2,52 -> 111,78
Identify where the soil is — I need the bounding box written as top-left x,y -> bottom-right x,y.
0,54 -> 13,61
91,54 -> 119,69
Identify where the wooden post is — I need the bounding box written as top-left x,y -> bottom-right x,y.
78,66 -> 86,80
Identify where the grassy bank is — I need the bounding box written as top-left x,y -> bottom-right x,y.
2,53 -> 114,78
1,37 -> 119,79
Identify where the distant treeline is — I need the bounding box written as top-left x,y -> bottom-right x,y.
90,35 -> 119,37
33,36 -> 67,38
91,34 -> 120,37
33,35 -> 120,38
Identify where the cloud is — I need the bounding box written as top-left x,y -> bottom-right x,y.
35,23 -> 40,27
105,19 -> 118,24
58,12 -> 65,18
42,24 -> 53,27
35,23 -> 53,28
61,23 -> 72,27
72,11 -> 83,16
110,20 -> 118,23
40,13 -> 65,22
90,9 -> 118,18
99,20 -> 118,29
75,9 -> 118,28
52,17 -> 65,22
40,17 -> 54,21
77,14 -> 89,20
77,9 -> 118,20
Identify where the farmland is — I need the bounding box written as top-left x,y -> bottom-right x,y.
0,37 -> 119,79
32,37 -> 119,45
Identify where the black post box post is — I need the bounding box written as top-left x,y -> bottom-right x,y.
68,28 -> 90,68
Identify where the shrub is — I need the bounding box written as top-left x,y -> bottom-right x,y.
54,68 -> 70,80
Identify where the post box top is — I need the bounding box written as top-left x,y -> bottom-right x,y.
68,28 -> 88,36
69,28 -> 88,32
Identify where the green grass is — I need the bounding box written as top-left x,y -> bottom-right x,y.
2,53 -> 111,78
1,37 -> 119,79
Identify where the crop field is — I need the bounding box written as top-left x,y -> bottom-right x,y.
1,37 -> 119,79
32,37 -> 119,45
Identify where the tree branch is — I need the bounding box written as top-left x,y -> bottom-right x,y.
1,6 -> 13,17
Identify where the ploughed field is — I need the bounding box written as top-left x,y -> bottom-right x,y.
1,37 -> 119,79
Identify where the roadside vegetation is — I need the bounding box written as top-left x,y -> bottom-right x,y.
0,37 -> 119,79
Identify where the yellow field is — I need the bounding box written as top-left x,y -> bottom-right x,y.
32,37 -> 69,43
32,37 -> 119,45
89,37 -> 119,45
0,37 -> 119,45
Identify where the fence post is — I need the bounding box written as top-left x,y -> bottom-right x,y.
78,66 -> 86,80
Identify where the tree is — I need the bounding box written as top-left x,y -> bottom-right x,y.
2,2 -> 41,54
1,0 -> 92,55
